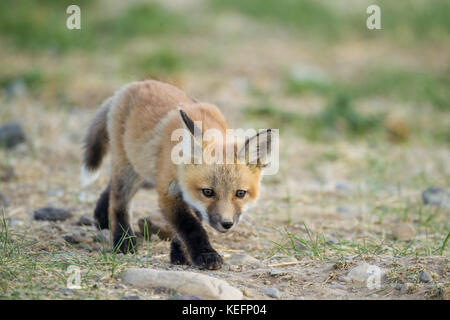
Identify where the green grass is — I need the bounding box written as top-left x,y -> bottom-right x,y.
285,67 -> 450,111
211,0 -> 450,43
246,94 -> 385,140
125,48 -> 186,79
0,1 -> 189,52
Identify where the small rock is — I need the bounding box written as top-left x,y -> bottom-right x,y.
138,216 -> 173,241
47,189 -> 64,197
0,193 -> 11,207
344,254 -> 358,261
0,122 -> 26,149
418,271 -> 432,283
330,283 -> 346,290
395,284 -> 403,290
57,288 -> 74,296
243,289 -> 252,297
64,233 -> 82,244
269,269 -> 287,277
260,288 -> 281,299
121,295 -> 141,300
171,295 -> 204,300
0,165 -> 15,182
392,222 -> 416,241
121,268 -> 243,300
228,254 -> 259,266
347,262 -> 385,284
6,218 -> 23,227
338,276 -> 349,283
422,187 -> 450,210
77,213 -> 95,226
94,229 -> 111,244
33,207 -> 72,222
399,283 -> 416,295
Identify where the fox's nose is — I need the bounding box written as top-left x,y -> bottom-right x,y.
221,221 -> 234,230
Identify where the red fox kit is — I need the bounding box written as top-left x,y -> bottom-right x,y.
82,80 -> 275,270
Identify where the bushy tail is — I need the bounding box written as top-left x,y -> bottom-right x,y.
81,98 -> 112,187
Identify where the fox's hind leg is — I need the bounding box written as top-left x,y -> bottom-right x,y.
94,184 -> 110,230
109,165 -> 143,253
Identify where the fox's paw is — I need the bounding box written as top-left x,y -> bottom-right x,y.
193,251 -> 223,270
113,228 -> 137,254
170,249 -> 191,265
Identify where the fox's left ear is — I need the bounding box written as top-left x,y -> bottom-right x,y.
237,129 -> 276,168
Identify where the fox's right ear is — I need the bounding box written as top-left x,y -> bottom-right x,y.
179,109 -> 202,138
178,109 -> 203,164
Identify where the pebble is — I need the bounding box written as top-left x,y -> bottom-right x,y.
0,164 -> 15,182
94,229 -> 111,244
33,207 -> 73,221
77,213 -> 95,226
0,122 -> 26,149
6,218 -> 23,227
399,283 -> 415,295
121,268 -> 243,300
422,187 -> 450,210
121,295 -> 141,300
418,271 -> 432,283
171,295 -> 204,300
347,262 -> 385,283
392,222 -> 416,241
338,276 -> 349,283
64,233 -> 82,244
260,288 -> 281,299
228,254 -> 259,266
0,193 -> 11,207
329,283 -> 346,290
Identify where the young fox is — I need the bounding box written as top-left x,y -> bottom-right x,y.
82,80 -> 275,270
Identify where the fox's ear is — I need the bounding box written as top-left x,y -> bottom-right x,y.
179,109 -> 202,164
179,109 -> 202,138
237,129 -> 275,168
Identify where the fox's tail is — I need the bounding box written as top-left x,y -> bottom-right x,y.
81,97 -> 112,187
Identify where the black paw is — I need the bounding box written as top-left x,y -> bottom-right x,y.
193,251 -> 223,270
170,237 -> 191,265
113,227 -> 137,254
170,250 -> 191,265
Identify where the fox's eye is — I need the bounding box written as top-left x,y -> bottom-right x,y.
235,190 -> 246,198
202,188 -> 215,198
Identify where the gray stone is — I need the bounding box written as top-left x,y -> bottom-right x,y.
0,193 -> 11,207
77,213 -> 95,226
0,165 -> 15,182
121,295 -> 141,300
228,253 -> 259,266
33,207 -> 73,221
338,276 -> 349,283
418,271 -> 432,283
260,287 -> 281,299
422,187 -> 450,210
64,233 -> 82,244
6,218 -> 23,227
330,283 -> 346,290
94,229 -> 111,244
0,122 -> 26,149
347,263 -> 386,284
171,295 -> 204,300
121,268 -> 243,300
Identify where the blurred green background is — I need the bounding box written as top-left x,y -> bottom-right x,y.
0,0 -> 449,143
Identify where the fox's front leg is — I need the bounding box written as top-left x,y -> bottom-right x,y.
164,196 -> 223,270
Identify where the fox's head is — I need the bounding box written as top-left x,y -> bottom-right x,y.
175,109 -> 276,233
